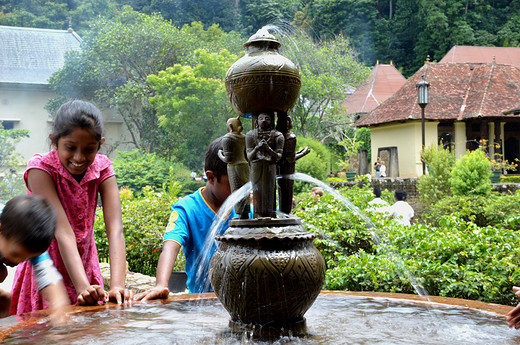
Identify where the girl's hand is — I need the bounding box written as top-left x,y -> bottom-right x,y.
108,286 -> 134,304
76,285 -> 107,305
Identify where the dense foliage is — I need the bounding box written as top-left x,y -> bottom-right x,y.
0,124 -> 29,202
417,144 -> 456,208
94,185 -> 185,277
113,149 -> 205,197
294,184 -> 520,306
4,1 -> 520,76
47,10 -> 244,169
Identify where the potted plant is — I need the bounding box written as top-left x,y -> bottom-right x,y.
480,140 -> 518,183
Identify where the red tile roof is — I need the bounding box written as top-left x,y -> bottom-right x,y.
343,64 -> 406,114
440,46 -> 520,68
356,63 -> 520,127
356,62 -> 520,127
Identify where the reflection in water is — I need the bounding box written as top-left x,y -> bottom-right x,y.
3,295 -> 519,344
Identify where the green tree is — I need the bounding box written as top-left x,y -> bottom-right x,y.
0,124 -> 29,202
148,49 -> 239,169
281,31 -> 370,139
48,9 -> 244,164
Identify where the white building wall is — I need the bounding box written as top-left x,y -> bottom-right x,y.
371,121 -> 438,178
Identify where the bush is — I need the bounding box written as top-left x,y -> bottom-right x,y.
294,184 -> 520,305
293,137 -> 331,193
423,191 -> 520,230
94,184 -> 184,277
450,149 -> 491,196
113,149 -> 204,197
418,144 -> 455,207
500,175 -> 520,183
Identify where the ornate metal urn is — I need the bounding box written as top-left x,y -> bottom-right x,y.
225,28 -> 301,116
209,27 -> 325,337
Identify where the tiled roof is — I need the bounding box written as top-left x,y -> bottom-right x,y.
0,25 -> 81,85
440,46 -> 520,68
356,62 -> 520,127
343,64 -> 406,114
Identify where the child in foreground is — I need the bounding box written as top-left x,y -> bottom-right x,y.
11,100 -> 133,315
135,137 -> 235,300
0,195 -> 69,320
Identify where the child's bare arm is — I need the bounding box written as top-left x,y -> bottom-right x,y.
134,241 -> 181,301
40,282 -> 70,325
99,176 -> 133,303
27,169 -> 104,303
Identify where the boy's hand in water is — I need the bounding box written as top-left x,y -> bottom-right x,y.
134,286 -> 169,301
108,286 -> 134,304
507,287 -> 520,329
76,285 -> 107,305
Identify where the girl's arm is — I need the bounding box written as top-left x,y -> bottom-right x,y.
99,176 -> 133,303
27,169 -> 107,305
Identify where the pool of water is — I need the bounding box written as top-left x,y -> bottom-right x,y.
2,293 -> 519,344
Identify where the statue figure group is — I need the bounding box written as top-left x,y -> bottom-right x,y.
218,112 -> 309,219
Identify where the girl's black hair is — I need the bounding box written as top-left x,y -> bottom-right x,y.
205,137 -> 228,181
51,100 -> 104,144
1,195 -> 56,253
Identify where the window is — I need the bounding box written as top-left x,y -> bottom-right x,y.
0,121 -> 15,130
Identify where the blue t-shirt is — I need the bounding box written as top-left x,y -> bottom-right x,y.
163,188 -> 236,293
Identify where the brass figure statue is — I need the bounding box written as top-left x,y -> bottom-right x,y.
218,117 -> 250,219
245,112 -> 284,218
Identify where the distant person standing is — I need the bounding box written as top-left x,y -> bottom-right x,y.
379,160 -> 386,178
374,157 -> 381,177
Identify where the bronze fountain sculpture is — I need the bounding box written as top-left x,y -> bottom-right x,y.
209,27 -> 325,337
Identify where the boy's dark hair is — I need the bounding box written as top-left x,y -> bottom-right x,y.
373,187 -> 381,198
395,190 -> 407,201
1,195 -> 56,253
204,137 -> 228,181
51,100 -> 104,144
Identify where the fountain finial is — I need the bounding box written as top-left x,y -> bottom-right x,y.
244,27 -> 281,49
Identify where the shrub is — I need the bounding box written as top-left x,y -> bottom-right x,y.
500,175 -> 520,183
113,149 -> 204,197
294,184 -> 520,305
450,149 -> 491,196
418,144 -> 456,207
94,184 -> 184,277
295,137 -> 330,181
423,191 -> 520,230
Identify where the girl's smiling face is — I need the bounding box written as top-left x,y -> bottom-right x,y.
53,128 -> 104,175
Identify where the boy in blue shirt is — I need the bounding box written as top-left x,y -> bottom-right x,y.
135,137 -> 235,300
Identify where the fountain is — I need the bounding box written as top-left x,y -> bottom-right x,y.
1,27 -> 519,344
208,27 -> 325,337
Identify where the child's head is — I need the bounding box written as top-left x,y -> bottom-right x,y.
0,195 -> 56,265
373,187 -> 382,198
205,137 -> 229,183
395,190 -> 407,201
51,100 -> 104,145
311,187 -> 324,199
204,137 -> 231,204
50,100 -> 106,175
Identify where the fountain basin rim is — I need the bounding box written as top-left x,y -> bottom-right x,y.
6,290 -> 513,321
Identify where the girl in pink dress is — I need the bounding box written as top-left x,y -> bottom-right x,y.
11,100 -> 133,315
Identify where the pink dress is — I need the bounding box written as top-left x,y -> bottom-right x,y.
10,149 -> 115,315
